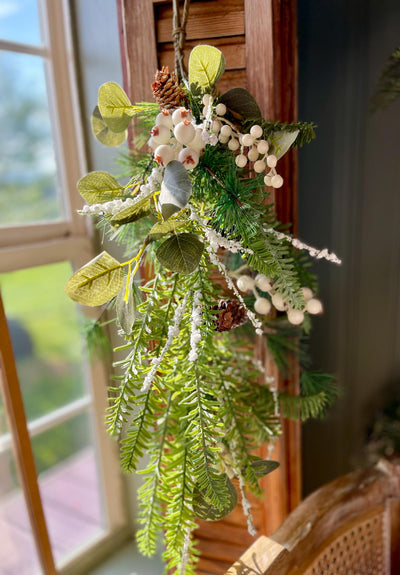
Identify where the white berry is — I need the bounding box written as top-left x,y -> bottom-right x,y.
306,298 -> 323,315
271,174 -> 284,188
254,297 -> 272,315
155,111 -> 173,129
215,103 -> 226,116
174,121 -> 196,145
302,287 -> 314,301
228,138 -> 240,151
254,160 -> 266,173
237,275 -> 255,292
178,147 -> 199,170
235,154 -> 248,168
248,146 -> 259,162
255,274 -> 273,292
267,154 -> 277,168
264,174 -> 272,186
271,293 -> 287,311
172,107 -> 192,125
220,124 -> 232,138
257,140 -> 269,155
154,144 -> 174,166
287,309 -> 305,325
242,133 -> 254,147
150,125 -> 171,145
250,124 -> 263,139
219,134 -> 230,144
212,120 -> 222,134
202,94 -> 211,106
188,128 -> 206,152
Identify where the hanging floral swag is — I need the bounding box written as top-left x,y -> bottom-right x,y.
66,45 -> 340,574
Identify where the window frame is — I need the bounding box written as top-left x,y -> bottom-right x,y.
0,0 -> 129,571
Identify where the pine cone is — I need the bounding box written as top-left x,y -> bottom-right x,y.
151,66 -> 185,110
212,300 -> 247,332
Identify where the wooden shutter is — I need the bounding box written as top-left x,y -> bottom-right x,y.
117,1 -> 300,572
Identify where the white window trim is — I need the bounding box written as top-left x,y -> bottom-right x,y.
0,0 -> 129,569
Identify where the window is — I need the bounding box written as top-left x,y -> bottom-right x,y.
0,1 -> 126,573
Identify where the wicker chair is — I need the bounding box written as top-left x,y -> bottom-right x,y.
225,459 -> 400,575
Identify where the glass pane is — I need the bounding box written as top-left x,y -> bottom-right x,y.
36,412 -> 105,565
0,262 -> 88,422
0,445 -> 43,575
0,51 -> 64,226
0,0 -> 41,46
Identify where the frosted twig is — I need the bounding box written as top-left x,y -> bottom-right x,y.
265,227 -> 342,265
141,291 -> 190,392
189,288 -> 202,362
179,526 -> 192,575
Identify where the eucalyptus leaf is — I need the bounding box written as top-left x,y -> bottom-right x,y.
269,129 -> 299,159
156,233 -> 204,274
91,105 -> 127,147
78,171 -> 124,205
160,161 -> 192,209
193,474 -> 237,521
116,276 -> 137,335
250,458 -> 280,478
189,45 -> 225,89
220,87 -> 262,122
149,220 -> 186,241
98,81 -> 137,133
65,251 -> 124,306
161,203 -> 181,221
110,195 -> 152,226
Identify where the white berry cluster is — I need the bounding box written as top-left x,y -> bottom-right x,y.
148,106 -> 218,171
200,95 -> 284,189
236,273 -> 323,326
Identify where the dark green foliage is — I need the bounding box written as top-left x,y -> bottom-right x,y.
370,45 -> 400,112
280,370 -> 338,422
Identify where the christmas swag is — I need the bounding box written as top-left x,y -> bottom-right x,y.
66,45 -> 341,574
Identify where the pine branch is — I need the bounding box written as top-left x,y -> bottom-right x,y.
370,45 -> 400,112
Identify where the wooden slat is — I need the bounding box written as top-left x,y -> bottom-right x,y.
158,37 -> 246,71
156,0 -> 244,42
0,294 -> 57,575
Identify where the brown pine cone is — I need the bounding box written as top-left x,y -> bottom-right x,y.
212,300 -> 247,332
151,66 -> 185,110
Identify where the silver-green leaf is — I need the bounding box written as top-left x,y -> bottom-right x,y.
116,276 -> 137,335
148,220 -> 187,241
269,129 -> 299,159
156,232 -> 204,274
159,161 -> 192,211
220,87 -> 262,122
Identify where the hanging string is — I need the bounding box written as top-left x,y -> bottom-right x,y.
172,0 -> 191,83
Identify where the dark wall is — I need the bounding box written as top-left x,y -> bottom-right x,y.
298,0 -> 400,493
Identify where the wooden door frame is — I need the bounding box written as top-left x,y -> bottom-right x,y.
117,0 -> 301,534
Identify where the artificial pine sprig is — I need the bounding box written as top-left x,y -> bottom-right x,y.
64,44 -> 341,573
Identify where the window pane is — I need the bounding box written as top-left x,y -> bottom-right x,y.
0,51 -> 64,226
0,447 -> 43,575
0,262 -> 88,422
0,0 -> 41,46
36,412 -> 106,565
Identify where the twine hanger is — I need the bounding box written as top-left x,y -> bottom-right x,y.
172,0 -> 191,83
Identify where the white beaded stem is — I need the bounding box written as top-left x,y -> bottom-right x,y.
265,227 -> 342,265
189,288 -> 202,362
141,291 -> 190,392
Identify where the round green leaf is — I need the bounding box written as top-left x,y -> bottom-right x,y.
269,129 -> 299,159
78,171 -> 124,205
65,251 -> 124,306
156,232 -> 204,274
148,220 -> 187,241
193,474 -> 238,521
250,458 -> 280,478
98,82 -> 137,133
110,194 -> 152,226
91,105 -> 127,147
189,45 -> 225,89
220,87 -> 262,122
